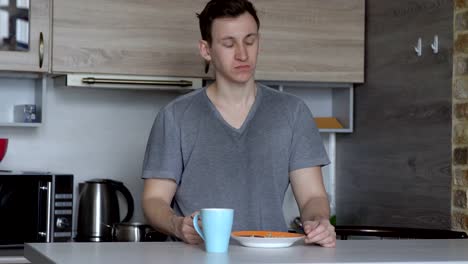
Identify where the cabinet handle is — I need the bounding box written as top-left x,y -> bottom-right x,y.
81,78 -> 193,87
39,32 -> 44,68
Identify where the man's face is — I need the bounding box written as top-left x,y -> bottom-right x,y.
200,12 -> 259,85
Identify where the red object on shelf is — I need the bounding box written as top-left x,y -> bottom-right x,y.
0,138 -> 8,162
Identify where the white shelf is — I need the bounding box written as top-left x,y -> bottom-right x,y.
259,81 -> 354,133
0,122 -> 42,127
0,74 -> 46,127
320,128 -> 353,133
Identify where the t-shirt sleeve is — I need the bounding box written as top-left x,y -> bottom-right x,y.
141,107 -> 183,184
289,101 -> 330,172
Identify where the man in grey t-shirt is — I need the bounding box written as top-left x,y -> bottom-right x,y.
142,0 -> 336,248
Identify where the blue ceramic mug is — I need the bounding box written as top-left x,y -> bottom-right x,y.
193,208 -> 234,253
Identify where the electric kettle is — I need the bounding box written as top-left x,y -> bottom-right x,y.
76,179 -> 134,242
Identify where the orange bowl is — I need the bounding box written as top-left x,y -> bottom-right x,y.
0,138 -> 8,162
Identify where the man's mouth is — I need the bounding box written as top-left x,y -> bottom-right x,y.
235,65 -> 251,70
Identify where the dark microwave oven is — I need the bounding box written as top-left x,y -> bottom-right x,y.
0,171 -> 74,247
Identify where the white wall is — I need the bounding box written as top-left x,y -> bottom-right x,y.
0,77 -> 333,233
0,77 -> 177,232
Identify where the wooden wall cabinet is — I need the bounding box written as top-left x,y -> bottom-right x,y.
52,0 -> 205,77
52,0 -> 364,83
254,0 -> 365,83
0,0 -> 51,72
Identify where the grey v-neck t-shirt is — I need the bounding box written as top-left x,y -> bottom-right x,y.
142,84 -> 330,231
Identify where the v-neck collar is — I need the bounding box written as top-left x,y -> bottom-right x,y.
204,84 -> 263,135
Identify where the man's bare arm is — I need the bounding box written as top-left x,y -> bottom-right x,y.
290,167 -> 336,247
142,178 -> 202,244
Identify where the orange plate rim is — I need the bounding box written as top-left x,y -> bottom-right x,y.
231,230 -> 304,238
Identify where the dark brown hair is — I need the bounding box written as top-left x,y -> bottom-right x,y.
197,0 -> 260,44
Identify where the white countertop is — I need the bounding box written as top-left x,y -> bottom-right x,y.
25,239 -> 468,264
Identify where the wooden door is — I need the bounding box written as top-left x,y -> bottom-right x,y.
254,0 -> 365,82
53,0 -> 364,82
0,0 -> 50,72
52,0 -> 207,77
336,0 -> 453,229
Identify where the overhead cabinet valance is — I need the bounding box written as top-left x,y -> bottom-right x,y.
52,0 -> 364,83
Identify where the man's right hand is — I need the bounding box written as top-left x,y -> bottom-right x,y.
172,213 -> 203,244
143,179 -> 203,245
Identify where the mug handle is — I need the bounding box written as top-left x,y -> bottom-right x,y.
192,213 -> 204,241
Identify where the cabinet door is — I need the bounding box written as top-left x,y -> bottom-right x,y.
53,0 -> 206,77
53,0 -> 364,82
254,0 -> 365,83
0,0 -> 50,72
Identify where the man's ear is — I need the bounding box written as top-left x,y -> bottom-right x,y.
199,40 -> 211,61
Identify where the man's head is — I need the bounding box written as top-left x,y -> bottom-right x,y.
197,0 -> 260,84
197,0 -> 260,45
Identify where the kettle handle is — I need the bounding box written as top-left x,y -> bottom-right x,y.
109,180 -> 134,223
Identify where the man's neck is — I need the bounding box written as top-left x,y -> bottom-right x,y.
207,78 -> 257,107
205,78 -> 258,130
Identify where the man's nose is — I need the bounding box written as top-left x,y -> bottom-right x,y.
235,44 -> 248,61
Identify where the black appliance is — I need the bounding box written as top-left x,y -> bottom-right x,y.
0,171 -> 74,247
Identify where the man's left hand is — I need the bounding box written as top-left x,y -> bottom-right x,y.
302,218 -> 336,248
